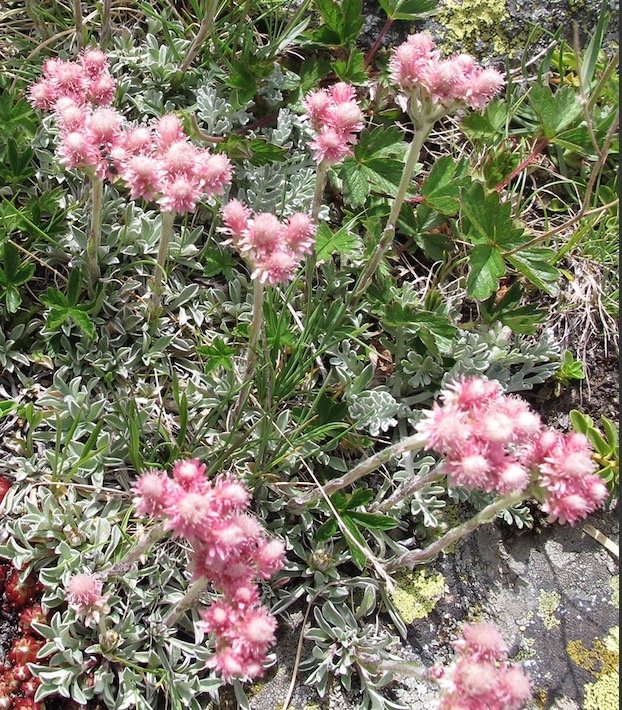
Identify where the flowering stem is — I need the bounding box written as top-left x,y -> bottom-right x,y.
229,277 -> 265,424
164,577 -> 210,627
104,522 -> 167,577
374,466 -> 444,514
86,175 -> 104,282
72,0 -> 84,49
150,211 -> 175,316
386,491 -> 527,571
305,160 -> 328,308
179,0 -> 219,73
294,433 -> 427,507
351,119 -> 433,303
364,18 -> 394,67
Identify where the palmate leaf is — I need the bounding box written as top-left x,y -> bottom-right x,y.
421,156 -> 470,214
467,244 -> 505,300
529,84 -> 582,138
315,221 -> 361,260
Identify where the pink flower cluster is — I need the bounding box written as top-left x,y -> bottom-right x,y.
220,200 -> 316,285
65,573 -> 110,626
416,376 -> 608,525
132,459 -> 285,680
302,82 -> 364,164
436,623 -> 531,710
29,51 -> 232,214
29,50 -> 116,110
389,33 -> 504,110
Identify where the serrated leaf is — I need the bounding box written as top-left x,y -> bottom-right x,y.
340,158 -> 369,207
333,49 -> 367,84
467,244 -> 505,300
421,156 -> 470,214
529,84 -> 582,138
507,247 -> 559,296
461,182 -> 525,249
315,221 -> 360,260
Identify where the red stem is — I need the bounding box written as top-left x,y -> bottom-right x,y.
364,18 -> 394,67
494,138 -> 549,192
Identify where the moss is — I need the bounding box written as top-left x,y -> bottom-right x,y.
435,0 -> 514,57
584,672 -> 620,710
537,590 -> 561,629
391,570 -> 446,624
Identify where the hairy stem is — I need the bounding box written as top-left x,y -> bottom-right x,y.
351,120 -> 433,302
180,0 -> 219,72
294,433 -> 427,507
150,211 -> 175,314
386,491 -> 527,571
305,160 -> 328,307
104,522 -> 167,577
374,466 -> 444,514
164,577 -> 210,627
229,278 -> 265,423
87,175 -> 104,281
364,17 -> 394,67
72,0 -> 84,49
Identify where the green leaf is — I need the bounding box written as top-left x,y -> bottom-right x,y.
378,0 -> 438,20
315,517 -> 339,541
202,245 -> 236,279
340,159 -> 369,207
69,308 -> 96,339
507,247 -> 559,296
340,488 -> 374,510
66,268 -> 82,307
341,0 -> 364,43
41,288 -> 69,309
461,182 -> 525,249
529,84 -> 582,138
246,139 -> 287,166
315,221 -> 360,260
421,156 -> 470,214
361,159 -> 404,197
333,49 -> 367,84
356,126 -> 405,160
570,409 -> 592,435
197,337 -> 235,374
341,514 -> 368,569
581,0 -> 610,87
467,244 -> 505,300
348,511 -> 399,530
480,282 -> 546,334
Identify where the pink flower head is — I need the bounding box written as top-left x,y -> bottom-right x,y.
389,33 -> 438,90
496,462 -> 530,494
302,89 -> 332,130
123,125 -> 154,155
171,458 -> 209,492
132,469 -> 171,517
201,600 -> 236,636
50,60 -> 89,103
326,100 -> 365,136
123,155 -> 165,201
241,607 -> 277,647
255,539 -> 286,578
309,126 -> 353,164
165,490 -> 217,539
466,68 -> 505,109
457,623 -> 507,663
221,199 -> 251,245
416,402 -> 472,453
66,573 -> 109,625
303,83 -> 363,165
159,174 -> 202,213
442,447 -> 494,491
89,107 -> 122,144
196,152 -> 233,194
442,376 -> 504,412
243,213 -> 284,255
28,80 -> 57,110
87,72 -> 116,106
253,248 -> 299,285
498,666 -> 532,710
55,99 -> 89,132
329,82 -> 357,104
162,139 -> 198,177
57,130 -> 99,169
284,213 -> 316,255
154,114 -> 185,150
213,477 -> 251,513
80,49 -> 109,77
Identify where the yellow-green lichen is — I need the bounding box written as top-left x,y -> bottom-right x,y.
537,590 -> 561,630
435,0 -> 514,57
584,671 -> 619,710
513,634 -> 537,662
567,626 -> 619,682
391,570 -> 446,624
609,575 -> 619,609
